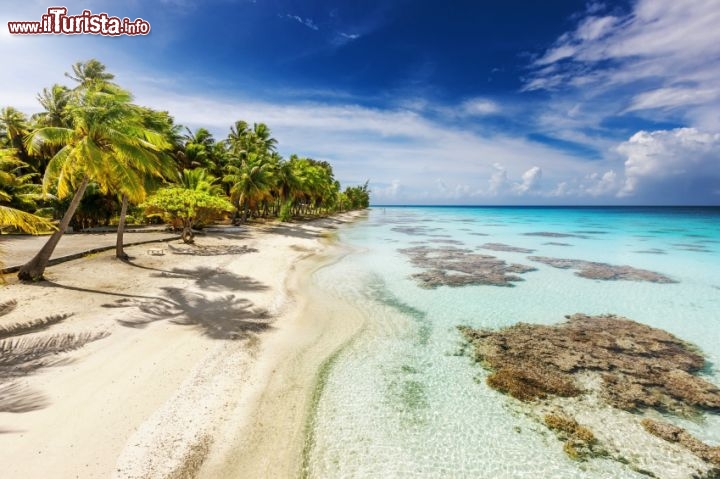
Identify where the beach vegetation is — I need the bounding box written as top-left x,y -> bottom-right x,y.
0,59 -> 370,282
142,187 -> 233,243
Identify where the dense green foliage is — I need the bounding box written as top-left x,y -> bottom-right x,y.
142,187 -> 233,243
1,59 -> 369,235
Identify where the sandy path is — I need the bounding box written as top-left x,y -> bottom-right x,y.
0,213 -> 365,479
1,230 -> 177,270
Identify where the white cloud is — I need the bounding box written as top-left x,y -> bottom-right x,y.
461,98 -> 499,116
626,87 -> 719,112
617,128 -> 720,199
283,14 -> 319,31
513,166 -> 542,194
527,0 -> 720,130
487,163 -> 510,196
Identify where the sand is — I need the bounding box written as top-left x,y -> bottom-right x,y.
0,212 -> 366,479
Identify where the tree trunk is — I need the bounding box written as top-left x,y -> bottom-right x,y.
240,195 -> 248,223
17,175 -> 90,281
115,193 -> 129,260
181,225 -> 194,244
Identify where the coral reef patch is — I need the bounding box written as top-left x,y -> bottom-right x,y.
528,256 -> 677,283
479,243 -> 535,253
398,246 -> 536,288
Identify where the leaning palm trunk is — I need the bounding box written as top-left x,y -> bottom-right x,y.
17,175 -> 90,281
115,193 -> 129,260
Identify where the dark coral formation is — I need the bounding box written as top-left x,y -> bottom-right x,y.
426,239 -> 465,245
390,225 -> 443,236
528,256 -> 677,283
524,232 -> 588,239
641,418 -> 720,466
673,243 -> 713,253
459,314 -> 720,413
634,248 -> 667,255
544,413 -> 602,460
398,245 -> 536,288
543,242 -> 573,247
480,243 -> 535,253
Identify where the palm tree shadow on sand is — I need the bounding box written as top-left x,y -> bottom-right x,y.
103,287 -> 272,340
151,266 -> 269,293
0,302 -> 108,415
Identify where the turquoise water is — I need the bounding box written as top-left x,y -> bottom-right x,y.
305,207 -> 720,478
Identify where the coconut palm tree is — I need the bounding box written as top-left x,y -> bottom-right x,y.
114,107 -> 176,260
65,59 -> 118,93
251,122 -> 278,154
17,88 -> 172,280
224,153 -> 274,223
1,149 -> 53,234
178,167 -> 223,195
33,84 -> 71,128
0,107 -> 32,165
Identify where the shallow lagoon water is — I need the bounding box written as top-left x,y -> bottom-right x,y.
304,207 -> 720,478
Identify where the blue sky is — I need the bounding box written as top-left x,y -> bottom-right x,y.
1,0 -> 719,205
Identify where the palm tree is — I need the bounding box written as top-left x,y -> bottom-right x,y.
17,89 -> 171,280
178,167 -> 223,195
0,107 -> 32,166
251,122 -> 278,153
62,60 -> 174,261
224,153 -> 274,223
1,149 -> 54,234
65,59 -> 118,93
114,107 -> 175,260
33,84 -> 71,128
0,149 -> 44,214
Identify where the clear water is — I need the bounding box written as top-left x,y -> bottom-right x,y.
305,207 -> 720,478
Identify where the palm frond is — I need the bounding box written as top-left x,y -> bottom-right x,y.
0,205 -> 56,234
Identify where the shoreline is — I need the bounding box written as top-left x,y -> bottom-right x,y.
198,235 -> 367,478
0,212 -> 367,479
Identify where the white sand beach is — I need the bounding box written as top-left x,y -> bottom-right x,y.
0,213 -> 366,479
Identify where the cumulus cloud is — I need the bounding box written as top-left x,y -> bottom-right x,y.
618,128 -> 720,200
513,166 -> 542,194
485,164 -> 543,197
488,163 -> 510,196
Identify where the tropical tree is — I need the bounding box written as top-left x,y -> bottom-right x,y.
33,84 -> 71,128
0,107 -> 32,167
1,149 -> 55,278
17,86 -> 172,280
223,153 -> 275,223
142,187 -> 233,243
1,150 -> 54,234
65,59 -> 119,94
177,167 -> 223,195
114,106 -> 176,260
